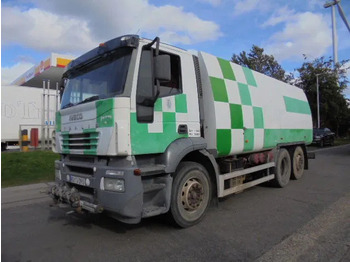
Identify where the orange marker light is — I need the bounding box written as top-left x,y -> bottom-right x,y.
134,169 -> 142,176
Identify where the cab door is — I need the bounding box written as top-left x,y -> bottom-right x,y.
130,43 -> 201,155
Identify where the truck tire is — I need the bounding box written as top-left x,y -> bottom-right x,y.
272,148 -> 291,188
291,146 -> 304,180
170,161 -> 211,228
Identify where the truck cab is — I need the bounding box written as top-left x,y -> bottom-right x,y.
53,35 -> 205,225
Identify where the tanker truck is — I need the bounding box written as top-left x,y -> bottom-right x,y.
50,35 -> 313,227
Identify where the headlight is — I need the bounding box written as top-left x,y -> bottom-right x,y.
101,177 -> 125,192
55,169 -> 62,180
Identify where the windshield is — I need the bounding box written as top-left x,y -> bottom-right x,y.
61,48 -> 132,109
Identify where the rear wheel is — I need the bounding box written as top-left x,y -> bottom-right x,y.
291,146 -> 304,180
272,148 -> 291,187
170,162 -> 211,228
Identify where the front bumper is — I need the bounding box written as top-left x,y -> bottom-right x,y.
51,156 -> 143,224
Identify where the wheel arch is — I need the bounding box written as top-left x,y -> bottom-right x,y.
160,138 -> 219,199
181,149 -> 220,200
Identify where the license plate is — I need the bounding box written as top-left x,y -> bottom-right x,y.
69,175 -> 86,186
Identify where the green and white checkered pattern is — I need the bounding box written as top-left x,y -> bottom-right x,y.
130,94 -> 189,155
200,52 -> 312,157
208,56 -> 264,156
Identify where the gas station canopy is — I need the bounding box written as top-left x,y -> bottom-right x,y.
11,53 -> 75,88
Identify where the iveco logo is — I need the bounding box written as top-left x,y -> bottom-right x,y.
69,113 -> 83,121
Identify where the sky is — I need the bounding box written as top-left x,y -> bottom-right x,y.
1,0 -> 350,97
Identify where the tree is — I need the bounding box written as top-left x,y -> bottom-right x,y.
296,56 -> 350,136
231,45 -> 291,82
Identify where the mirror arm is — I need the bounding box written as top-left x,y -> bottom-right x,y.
144,37 -> 160,56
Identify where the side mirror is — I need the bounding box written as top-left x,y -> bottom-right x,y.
136,50 -> 156,107
59,77 -> 67,100
154,55 -> 171,81
59,77 -> 66,89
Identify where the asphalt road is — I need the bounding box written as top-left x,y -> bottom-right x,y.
2,145 -> 350,262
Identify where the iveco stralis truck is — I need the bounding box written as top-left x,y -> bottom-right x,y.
51,35 -> 313,227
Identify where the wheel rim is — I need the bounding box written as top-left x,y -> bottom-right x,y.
172,164 -> 211,226
281,158 -> 288,177
295,153 -> 304,172
181,178 -> 204,211
277,150 -> 291,186
292,146 -> 304,180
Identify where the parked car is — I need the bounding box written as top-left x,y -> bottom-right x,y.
313,128 -> 335,147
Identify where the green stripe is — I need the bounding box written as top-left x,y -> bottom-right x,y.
283,96 -> 311,115
83,128 -> 99,139
84,147 -> 97,155
175,94 -> 188,113
210,77 -> 228,102
130,113 -> 187,155
154,98 -> 162,112
55,112 -> 61,132
238,83 -> 252,105
96,98 -> 114,127
218,58 -> 236,80
244,129 -> 254,151
242,67 -> 257,87
217,129 -> 231,156
230,104 -> 243,129
264,129 -> 312,148
83,128 -> 97,133
253,107 -> 264,128
61,136 -> 70,154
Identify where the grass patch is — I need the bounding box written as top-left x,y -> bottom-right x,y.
1,151 -> 60,188
334,138 -> 350,146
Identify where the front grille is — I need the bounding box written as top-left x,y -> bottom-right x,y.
62,129 -> 99,151
68,156 -> 95,163
67,165 -> 94,176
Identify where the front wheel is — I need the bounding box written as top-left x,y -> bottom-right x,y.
170,162 -> 211,228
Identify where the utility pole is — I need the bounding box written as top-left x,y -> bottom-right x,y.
316,73 -> 329,128
316,74 -> 321,129
324,0 -> 340,67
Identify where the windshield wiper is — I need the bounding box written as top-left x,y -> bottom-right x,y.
77,95 -> 102,105
61,102 -> 75,109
